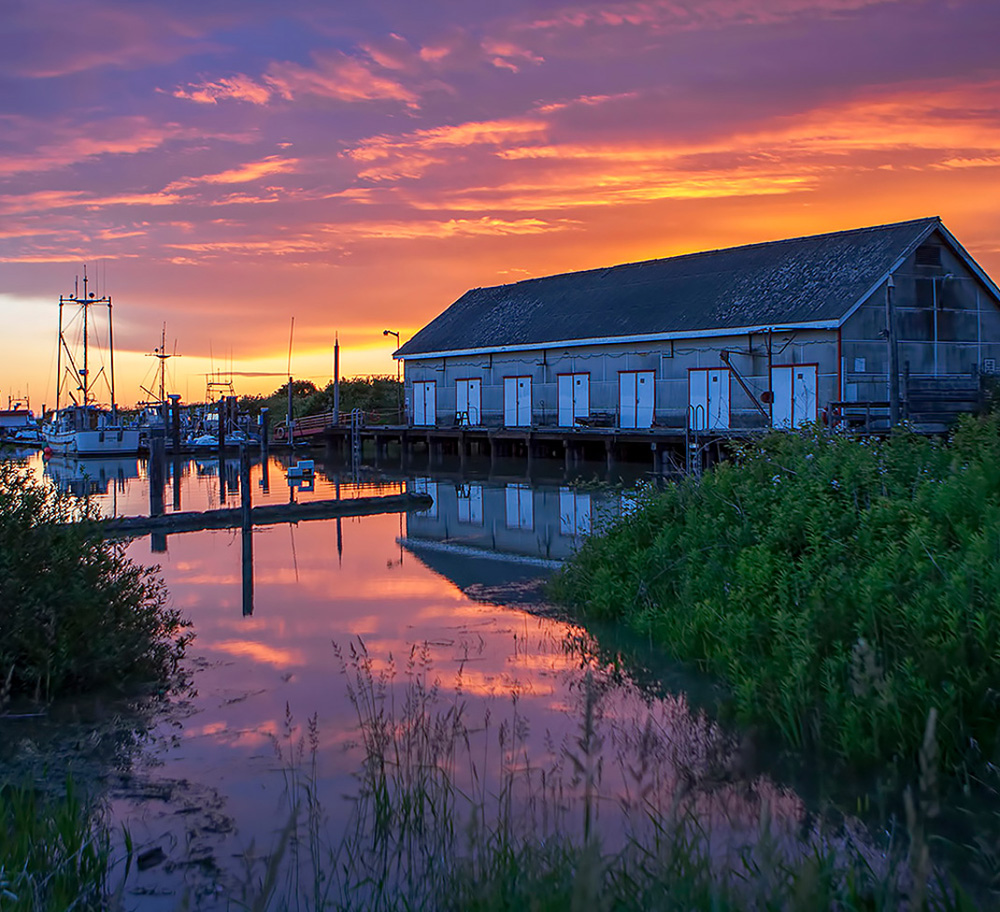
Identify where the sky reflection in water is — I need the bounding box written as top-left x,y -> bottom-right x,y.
23,452 -> 825,907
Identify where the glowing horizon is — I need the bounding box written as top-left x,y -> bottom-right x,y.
2,0 -> 999,406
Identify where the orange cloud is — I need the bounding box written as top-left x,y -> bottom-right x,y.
212,640 -> 304,667
265,51 -> 419,107
341,79 -> 1000,216
172,74 -> 273,105
345,117 -> 548,181
167,155 -> 300,190
0,117 -> 186,178
323,216 -> 579,239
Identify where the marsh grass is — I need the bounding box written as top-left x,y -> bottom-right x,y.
0,460 -> 191,702
0,778 -> 126,912
551,414 -> 1000,774
236,639 -> 981,911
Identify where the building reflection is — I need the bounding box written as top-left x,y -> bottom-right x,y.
404,477 -> 613,565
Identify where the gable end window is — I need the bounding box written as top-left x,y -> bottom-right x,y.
915,244 -> 942,269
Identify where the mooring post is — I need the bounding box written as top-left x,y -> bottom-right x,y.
240,443 -> 253,615
169,394 -> 181,454
171,456 -> 182,511
218,397 -> 227,451
149,429 -> 165,517
259,407 -> 269,457
240,444 -> 251,529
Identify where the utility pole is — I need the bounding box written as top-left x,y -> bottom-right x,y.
333,334 -> 340,425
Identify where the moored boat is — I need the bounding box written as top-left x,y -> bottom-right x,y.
43,269 -> 141,456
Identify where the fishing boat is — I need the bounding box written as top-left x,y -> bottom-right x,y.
44,269 -> 141,456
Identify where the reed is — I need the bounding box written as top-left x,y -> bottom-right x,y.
235,640 -> 981,911
0,778 -> 123,912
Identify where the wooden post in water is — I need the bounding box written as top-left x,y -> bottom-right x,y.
149,428 -> 167,553
169,394 -> 181,454
259,407 -> 269,456
172,456 -> 182,511
240,444 -> 253,616
149,429 -> 165,517
218,397 -> 227,451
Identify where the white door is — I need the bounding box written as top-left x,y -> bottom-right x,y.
771,367 -> 793,428
620,372 -> 636,428
559,488 -> 592,536
467,378 -> 481,424
558,374 -> 590,426
456,379 -> 482,426
707,369 -> 729,429
689,369 -> 730,429
413,381 -> 436,426
619,371 -> 655,429
558,375 -> 573,426
505,484 -> 533,530
504,376 -> 531,426
771,365 -> 817,428
457,483 -> 483,524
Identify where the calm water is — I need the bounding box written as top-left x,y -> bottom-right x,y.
9,449 -> 854,908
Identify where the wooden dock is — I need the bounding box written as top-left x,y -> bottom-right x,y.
97,491 -> 433,538
316,423 -> 760,474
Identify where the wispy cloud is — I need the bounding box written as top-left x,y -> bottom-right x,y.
172,74 -> 272,105
167,155 -> 300,190
522,0 -> 900,32
0,116 -> 187,178
174,49 -> 421,109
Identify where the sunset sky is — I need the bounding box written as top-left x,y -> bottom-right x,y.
2,0 -> 999,408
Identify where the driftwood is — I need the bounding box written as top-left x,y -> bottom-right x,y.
94,492 -> 432,538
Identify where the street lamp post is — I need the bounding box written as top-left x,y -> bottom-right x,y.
383,329 -> 401,424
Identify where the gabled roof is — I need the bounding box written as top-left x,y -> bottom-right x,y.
397,216 -> 961,359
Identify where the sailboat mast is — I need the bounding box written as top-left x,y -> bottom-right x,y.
81,269 -> 89,406
160,323 -> 167,405
109,295 -> 116,419
55,297 -> 63,413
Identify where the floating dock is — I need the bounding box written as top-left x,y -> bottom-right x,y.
96,491 -> 432,538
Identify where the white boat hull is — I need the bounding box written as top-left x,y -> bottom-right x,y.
45,426 -> 142,456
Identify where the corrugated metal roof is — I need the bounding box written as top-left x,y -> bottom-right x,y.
397,217 -> 940,357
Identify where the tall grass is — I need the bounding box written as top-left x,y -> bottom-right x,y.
237,639 -> 980,911
551,414 -> 1000,773
0,460 -> 190,702
0,779 -> 124,911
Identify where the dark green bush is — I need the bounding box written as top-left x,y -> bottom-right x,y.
552,415 -> 1000,770
0,461 -> 189,701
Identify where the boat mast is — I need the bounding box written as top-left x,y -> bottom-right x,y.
55,296 -> 63,413
108,292 -> 116,420
81,268 -> 89,406
57,266 -> 114,412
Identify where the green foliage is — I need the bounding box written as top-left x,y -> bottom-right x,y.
248,376 -> 403,425
551,415 -> 1000,771
0,461 -> 190,701
0,779 -> 116,911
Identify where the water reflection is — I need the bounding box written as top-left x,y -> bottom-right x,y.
44,454 -> 139,501
406,476 -> 609,565
10,450 -> 863,907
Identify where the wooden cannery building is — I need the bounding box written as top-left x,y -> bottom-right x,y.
394,217 -> 1000,436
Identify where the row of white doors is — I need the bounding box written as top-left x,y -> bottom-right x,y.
411,367 -> 818,428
